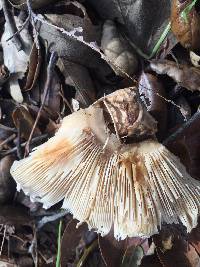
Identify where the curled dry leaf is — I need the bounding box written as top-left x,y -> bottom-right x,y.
190,51 -> 200,68
0,155 -> 16,204
150,59 -> 200,92
139,72 -> 167,139
23,43 -> 42,91
171,0 -> 200,50
101,20 -> 138,77
10,88 -> 200,239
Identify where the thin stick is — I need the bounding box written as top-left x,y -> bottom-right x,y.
0,225 -> 6,256
6,13 -> 31,43
25,51 -> 58,155
0,134 -> 16,150
17,124 -> 22,159
163,111 -> 200,145
59,91 -> 73,113
1,0 -> 23,51
0,133 -> 48,156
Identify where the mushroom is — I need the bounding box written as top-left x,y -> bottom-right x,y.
10,88 -> 200,239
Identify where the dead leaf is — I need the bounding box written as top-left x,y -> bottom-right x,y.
171,0 -> 200,50
139,72 -> 167,140
189,217 -> 200,254
9,0 -> 54,9
98,231 -> 147,267
0,155 -> 16,203
0,65 -> 9,87
12,106 -> 41,140
37,3 -> 111,79
57,58 -> 96,107
60,219 -> 88,267
88,0 -> 172,56
150,59 -> 200,92
98,232 -> 126,267
23,43 -> 42,91
121,245 -> 144,267
0,205 -> 33,226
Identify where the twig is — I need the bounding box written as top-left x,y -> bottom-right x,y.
0,133 -> 48,156
25,51 -> 58,155
0,124 -> 17,133
0,134 -> 16,150
59,91 -> 73,113
37,210 -> 68,230
6,13 -> 31,43
163,111 -> 200,145
17,124 -> 22,159
0,225 -> 6,256
29,225 -> 38,267
1,0 -> 23,51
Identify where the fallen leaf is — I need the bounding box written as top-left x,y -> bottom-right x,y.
98,232 -> 126,267
9,0 -> 54,9
121,245 -> 144,267
189,217 -> 200,254
12,105 -> 41,140
57,58 -> 96,107
23,43 -> 42,91
171,0 -> 200,50
60,219 -> 88,267
88,0 -> 172,56
0,205 -> 33,226
150,59 -> 200,92
139,72 -> 167,140
0,155 -> 16,204
0,65 -> 9,87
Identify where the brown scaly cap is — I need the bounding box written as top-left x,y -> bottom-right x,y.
94,87 -> 157,140
10,88 -> 200,239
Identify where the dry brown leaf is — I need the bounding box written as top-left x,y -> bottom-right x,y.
23,43 -> 42,91
171,0 -> 200,50
150,59 -> 200,92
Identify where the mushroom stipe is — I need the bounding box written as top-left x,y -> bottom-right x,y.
10,88 -> 200,240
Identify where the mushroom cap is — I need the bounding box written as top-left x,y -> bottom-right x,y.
10,89 -> 200,239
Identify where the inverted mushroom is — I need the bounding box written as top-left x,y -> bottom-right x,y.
10,88 -> 200,239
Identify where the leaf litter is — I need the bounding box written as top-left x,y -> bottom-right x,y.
0,0 -> 199,266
